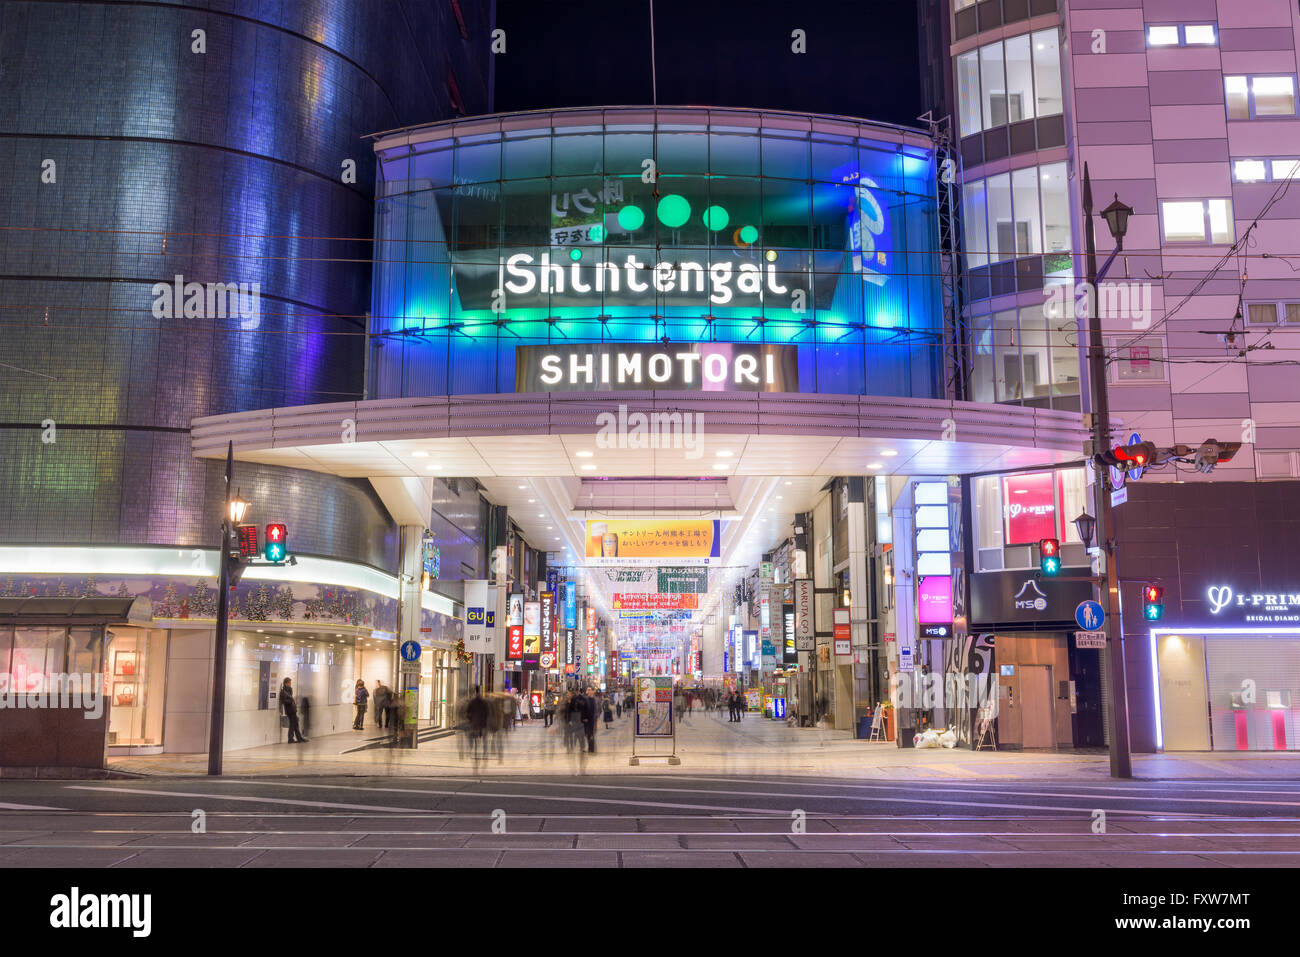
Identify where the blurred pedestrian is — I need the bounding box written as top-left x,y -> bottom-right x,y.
352,679 -> 369,730
466,685 -> 487,761
279,677 -> 307,743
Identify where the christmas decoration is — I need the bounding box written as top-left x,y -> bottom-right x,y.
453,638 -> 472,664
156,582 -> 181,618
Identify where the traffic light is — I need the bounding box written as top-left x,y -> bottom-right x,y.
1039,538 -> 1061,576
1192,440 -> 1241,474
1096,440 -> 1159,472
264,523 -> 287,562
1143,584 -> 1164,621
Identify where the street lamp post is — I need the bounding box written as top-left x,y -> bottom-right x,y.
1082,163 -> 1135,779
208,441 -> 248,776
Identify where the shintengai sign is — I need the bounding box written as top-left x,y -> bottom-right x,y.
515,343 -> 797,393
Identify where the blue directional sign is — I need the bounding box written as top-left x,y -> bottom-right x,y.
1075,600 -> 1106,632
400,640 -> 422,662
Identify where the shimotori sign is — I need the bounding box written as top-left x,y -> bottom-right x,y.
516,342 -> 796,393
1206,585 -> 1300,624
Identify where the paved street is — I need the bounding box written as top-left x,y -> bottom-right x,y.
3,711 -> 1298,867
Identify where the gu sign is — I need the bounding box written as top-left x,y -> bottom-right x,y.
516,343 -> 796,393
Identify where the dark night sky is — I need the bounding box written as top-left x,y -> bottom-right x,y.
492,0 -> 924,128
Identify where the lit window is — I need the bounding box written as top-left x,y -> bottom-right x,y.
1225,76 -> 1249,118
1226,75 -> 1298,119
1272,159 -> 1300,180
1286,303 -> 1300,324
1161,201 -> 1207,242
1246,303 -> 1277,326
954,31 -> 1063,137
1253,76 -> 1296,116
1161,199 -> 1234,244
1146,25 -> 1179,46
1232,159 -> 1266,182
1207,199 -> 1233,243
1184,24 -> 1217,44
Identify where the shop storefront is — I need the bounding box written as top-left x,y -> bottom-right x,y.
963,466 -> 1106,750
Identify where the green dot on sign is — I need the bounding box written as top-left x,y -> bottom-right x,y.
703,205 -> 729,231
569,247 -> 582,261
589,224 -> 606,242
740,225 -> 758,244
617,205 -> 645,231
657,194 -> 691,229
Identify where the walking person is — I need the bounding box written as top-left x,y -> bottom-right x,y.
579,687 -> 597,753
373,681 -> 389,729
384,688 -> 399,739
352,679 -> 369,730
279,677 -> 307,743
466,685 -> 488,762
602,692 -> 614,730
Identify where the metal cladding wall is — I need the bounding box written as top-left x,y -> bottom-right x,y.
0,1 -> 491,569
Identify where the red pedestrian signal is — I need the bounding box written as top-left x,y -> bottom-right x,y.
1143,584 -> 1164,621
264,523 -> 287,562
1039,538 -> 1061,576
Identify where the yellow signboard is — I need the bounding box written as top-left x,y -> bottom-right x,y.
584,519 -> 721,565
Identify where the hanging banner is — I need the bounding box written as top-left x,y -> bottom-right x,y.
564,582 -> 577,629
539,591 -> 556,668
657,566 -> 710,594
794,579 -> 815,650
506,625 -> 523,660
612,592 -> 699,610
523,601 -> 541,654
508,593 -> 523,628
464,580 -> 490,652
585,519 -> 720,566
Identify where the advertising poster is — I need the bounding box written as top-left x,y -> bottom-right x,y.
635,675 -> 673,736
506,625 -> 523,660
584,519 -> 721,566
564,582 -> 577,630
540,591 -> 557,668
1001,471 -> 1060,545
794,579 -> 815,650
523,601 -> 541,654
586,629 -> 597,673
783,602 -> 797,664
611,592 -> 699,610
508,593 -> 524,628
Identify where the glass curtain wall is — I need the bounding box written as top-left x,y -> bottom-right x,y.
369,111 -> 944,400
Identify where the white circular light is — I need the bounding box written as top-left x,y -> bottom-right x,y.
868,462 -> 883,469
528,498 -> 535,503
426,464 -> 441,470
412,450 -> 429,458
713,463 -> 729,470
716,450 -> 734,458
580,464 -> 597,470
784,480 -> 793,486
518,484 -> 527,489
881,449 -> 898,457
538,513 -> 545,518
576,450 -> 594,458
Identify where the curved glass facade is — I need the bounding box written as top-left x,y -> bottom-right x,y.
369,108 -> 945,399
0,1 -> 490,564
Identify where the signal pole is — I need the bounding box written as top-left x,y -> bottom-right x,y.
1082,165 -> 1133,779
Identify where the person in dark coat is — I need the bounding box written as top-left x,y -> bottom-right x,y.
352,679 -> 369,730
466,685 -> 488,759
374,682 -> 390,729
578,687 -> 597,753
279,677 -> 307,743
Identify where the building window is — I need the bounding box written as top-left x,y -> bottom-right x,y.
970,299 -> 1081,405
1147,24 -> 1218,47
1233,158 -> 1300,182
956,29 -> 1063,137
960,161 -> 1070,268
1160,198 -> 1233,244
1245,301 -> 1300,326
1225,75 -> 1297,119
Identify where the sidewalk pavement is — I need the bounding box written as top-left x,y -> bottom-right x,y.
106,709 -> 1300,781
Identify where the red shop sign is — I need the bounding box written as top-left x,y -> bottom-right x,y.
1002,471 -> 1059,545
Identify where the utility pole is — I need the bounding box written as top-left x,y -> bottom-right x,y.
1082,164 -> 1133,779
208,442 -> 235,777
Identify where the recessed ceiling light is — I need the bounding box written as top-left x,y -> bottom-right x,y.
538,513 -> 545,517
518,484 -> 527,489
576,450 -> 593,458
580,464 -> 597,470
412,450 -> 429,458
784,480 -> 793,486
881,449 -> 898,457
712,463 -> 729,470
528,498 -> 535,503
868,462 -> 883,469
547,526 -> 554,530
774,495 -> 783,500
257,629 -> 264,633
426,464 -> 441,470
716,450 -> 734,458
